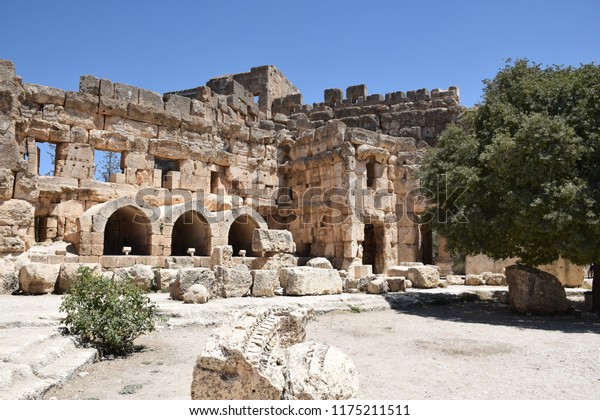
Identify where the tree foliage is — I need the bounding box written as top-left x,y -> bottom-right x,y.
60,267 -> 159,356
96,151 -> 121,182
419,59 -> 600,267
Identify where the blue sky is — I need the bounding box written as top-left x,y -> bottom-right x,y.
1,0 -> 598,109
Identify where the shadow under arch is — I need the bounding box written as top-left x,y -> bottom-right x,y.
77,196 -> 161,256
222,207 -> 268,257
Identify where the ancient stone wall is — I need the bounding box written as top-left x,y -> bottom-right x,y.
0,58 -> 459,275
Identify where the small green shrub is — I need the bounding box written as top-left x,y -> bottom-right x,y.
350,305 -> 363,313
119,384 -> 143,395
60,267 -> 159,356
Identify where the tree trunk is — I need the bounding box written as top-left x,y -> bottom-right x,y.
593,262 -> 600,312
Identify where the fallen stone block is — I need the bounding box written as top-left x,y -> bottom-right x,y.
283,341 -> 359,400
251,269 -> 279,297
446,274 -> 465,285
57,263 -> 102,293
19,263 -> 61,294
280,267 -> 342,296
214,265 -> 252,297
407,265 -> 440,289
483,271 -> 507,286
306,257 -> 333,269
191,307 -> 308,400
0,258 -> 18,295
465,274 -> 485,286
505,265 -> 570,314
170,268 -> 217,301
386,276 -> 406,292
367,276 -> 388,294
183,284 -> 210,304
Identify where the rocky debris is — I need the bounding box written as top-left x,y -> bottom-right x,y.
252,229 -> 295,254
170,268 -> 217,301
387,266 -> 410,278
112,264 -> 155,290
283,342 -> 359,400
438,278 -> 448,288
251,270 -> 279,297
404,279 -> 413,288
407,265 -> 440,289
19,263 -> 61,294
446,274 -> 465,285
251,253 -> 298,270
465,274 -> 485,286
156,268 -> 178,291
280,267 -> 343,296
191,307 -> 357,400
183,284 -> 210,304
482,272 -> 507,286
386,276 -> 406,292
0,257 -> 18,294
505,265 -> 571,314
57,263 -> 102,293
210,245 -> 233,269
214,265 -> 252,297
366,276 -> 388,294
306,257 -> 334,269
191,308 -> 290,400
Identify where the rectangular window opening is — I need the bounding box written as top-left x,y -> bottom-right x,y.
36,141 -> 56,176
94,150 -> 123,182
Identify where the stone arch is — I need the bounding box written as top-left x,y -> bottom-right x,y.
222,207 -> 267,257
103,206 -> 152,255
171,210 -> 212,256
78,196 -> 160,256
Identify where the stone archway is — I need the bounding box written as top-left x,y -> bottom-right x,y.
227,214 -> 259,257
171,210 -> 211,256
103,205 -> 152,255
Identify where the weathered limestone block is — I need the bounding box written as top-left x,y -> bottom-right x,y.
387,266 -> 409,278
251,269 -> 279,297
306,257 -> 333,269
0,258 -> 18,295
0,200 -> 34,254
367,276 -> 388,294
251,253 -> 298,270
191,308 -> 289,400
252,229 -> 295,254
505,265 -> 570,314
24,83 -> 66,106
210,245 -> 233,268
0,169 -> 14,199
156,268 -> 178,291
386,276 -> 406,292
19,263 -> 61,294
465,274 -> 485,286
13,172 -> 39,202
127,264 -> 155,291
170,268 -> 217,301
57,263 -> 102,293
183,284 -> 210,304
283,341 -> 359,400
214,264 -> 252,297
482,271 -> 507,286
280,267 -> 342,296
407,265 -> 440,289
446,274 -> 465,285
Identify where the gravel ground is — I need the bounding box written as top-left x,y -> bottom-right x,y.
44,300 -> 600,400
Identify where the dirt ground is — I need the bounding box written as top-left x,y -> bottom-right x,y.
44,300 -> 600,400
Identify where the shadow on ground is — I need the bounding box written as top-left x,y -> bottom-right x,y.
384,292 -> 600,334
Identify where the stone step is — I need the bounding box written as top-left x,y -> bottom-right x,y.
0,330 -> 97,400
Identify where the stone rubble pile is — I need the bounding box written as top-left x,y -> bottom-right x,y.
190,307 -> 359,400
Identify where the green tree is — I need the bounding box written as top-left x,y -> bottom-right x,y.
419,59 -> 600,311
96,151 -> 121,182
